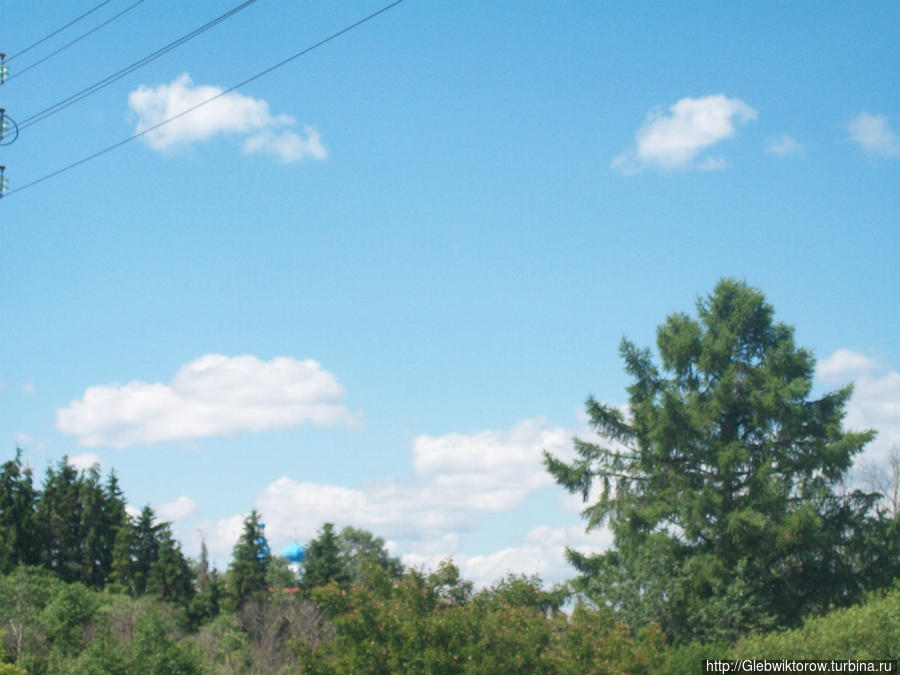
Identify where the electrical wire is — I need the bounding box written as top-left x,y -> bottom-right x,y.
6,0 -> 115,62
2,0 -> 405,199
4,0 -> 147,85
17,0 -> 259,130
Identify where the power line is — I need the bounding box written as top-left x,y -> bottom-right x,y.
3,0 -> 406,199
4,0 -> 147,85
6,0 -> 115,62
18,0 -> 259,130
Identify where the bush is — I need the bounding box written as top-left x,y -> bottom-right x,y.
732,583 -> 900,659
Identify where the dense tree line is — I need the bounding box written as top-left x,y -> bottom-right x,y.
0,454 -> 195,608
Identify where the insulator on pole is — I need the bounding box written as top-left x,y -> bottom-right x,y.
0,53 -> 7,84
0,109 -> 19,145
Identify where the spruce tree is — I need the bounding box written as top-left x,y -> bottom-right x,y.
147,524 -> 194,606
226,510 -> 271,610
545,279 -> 892,642
302,523 -> 349,589
36,459 -> 83,583
0,449 -> 38,572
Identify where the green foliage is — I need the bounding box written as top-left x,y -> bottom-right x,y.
305,561 -> 664,673
225,510 -> 270,611
301,523 -> 403,593
37,459 -> 129,587
0,567 -> 66,670
266,555 -> 300,590
2,444 -> 895,671
545,279 -> 893,642
0,455 -> 127,589
0,664 -> 27,675
732,583 -> 900,660
336,525 -> 404,585
548,604 -> 666,674
0,450 -> 39,573
38,582 -> 100,671
110,506 -> 194,608
189,542 -> 223,629
190,614 -> 250,674
658,640 -> 729,675
72,595 -> 200,674
146,524 -> 195,607
302,522 -> 350,590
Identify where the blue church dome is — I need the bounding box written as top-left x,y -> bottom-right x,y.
282,542 -> 306,562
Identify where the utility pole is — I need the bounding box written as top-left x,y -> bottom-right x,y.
0,53 -> 14,197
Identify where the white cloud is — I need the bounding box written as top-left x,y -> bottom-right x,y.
766,134 -> 804,157
402,526 -> 613,589
253,418 -> 571,543
613,94 -> 757,173
128,73 -> 327,162
199,513 -> 247,562
848,112 -> 900,157
412,418 -> 568,498
242,126 -> 326,163
13,432 -> 46,452
816,349 -> 900,464
68,452 -> 102,471
194,418 -> 575,563
844,370 -> 900,463
157,496 -> 198,522
56,354 -> 358,447
816,348 -> 880,384
697,156 -> 729,171
21,380 -> 35,395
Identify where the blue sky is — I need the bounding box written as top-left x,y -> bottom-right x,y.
1,0 -> 898,585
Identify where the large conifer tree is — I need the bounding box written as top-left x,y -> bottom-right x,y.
545,279 -> 895,642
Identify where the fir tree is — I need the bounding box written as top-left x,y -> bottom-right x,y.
302,523 -> 349,590
545,279 -> 893,642
226,510 -> 271,610
0,449 -> 38,572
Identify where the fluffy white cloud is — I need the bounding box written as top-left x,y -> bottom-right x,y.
816,349 -> 900,464
195,418 -> 575,563
412,418 -> 568,500
56,354 -> 358,447
816,348 -> 880,384
241,126 -> 326,163
196,513 -> 246,563
766,134 -> 804,157
251,418 -> 572,548
158,496 -> 198,522
128,73 -> 327,162
613,94 -> 757,173
402,526 -> 613,589
844,370 -> 900,463
68,452 -> 102,471
848,112 -> 900,157
194,412 -> 602,575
